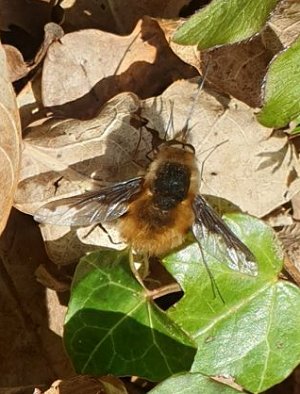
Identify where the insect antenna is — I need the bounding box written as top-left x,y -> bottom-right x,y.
180,63 -> 211,144
163,100 -> 176,141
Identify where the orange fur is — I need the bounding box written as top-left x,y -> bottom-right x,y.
119,145 -> 199,256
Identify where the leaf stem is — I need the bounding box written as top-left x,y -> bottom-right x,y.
147,283 -> 181,300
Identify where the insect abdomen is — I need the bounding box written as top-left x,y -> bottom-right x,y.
119,194 -> 195,256
119,147 -> 199,256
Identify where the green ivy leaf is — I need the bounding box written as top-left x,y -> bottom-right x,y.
64,249 -> 196,381
258,36 -> 300,128
149,372 -> 240,393
172,0 -> 278,49
163,214 -> 300,393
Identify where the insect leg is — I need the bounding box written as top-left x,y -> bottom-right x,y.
195,237 -> 225,304
82,223 -> 122,245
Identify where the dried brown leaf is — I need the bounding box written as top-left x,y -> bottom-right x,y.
159,19 -> 276,107
15,92 -> 149,264
41,17 -> 196,118
0,43 -> 21,235
43,375 -> 128,394
199,35 -> 275,108
16,79 -> 300,265
0,210 -> 73,386
141,79 -> 300,218
16,92 -> 150,212
4,23 -> 64,82
279,223 -> 300,286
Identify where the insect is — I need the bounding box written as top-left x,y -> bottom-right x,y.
34,130 -> 257,277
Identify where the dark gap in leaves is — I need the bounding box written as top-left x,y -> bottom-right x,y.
122,376 -> 156,393
154,290 -> 184,310
264,368 -> 296,393
179,0 -> 211,17
290,134 -> 300,154
51,3 -> 65,25
1,25 -> 41,60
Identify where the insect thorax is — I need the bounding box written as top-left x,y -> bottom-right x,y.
151,162 -> 191,210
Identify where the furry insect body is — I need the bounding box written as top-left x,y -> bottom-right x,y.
120,146 -> 198,255
119,144 -> 199,255
34,139 -> 257,276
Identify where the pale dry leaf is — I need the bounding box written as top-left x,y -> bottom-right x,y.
4,23 -> 64,82
15,92 -> 150,264
140,78 -> 300,217
268,0 -> 300,47
61,0 -> 190,34
3,44 -> 28,82
212,376 -> 243,392
42,17 -> 196,118
17,79 -> 300,265
0,43 -> 21,235
37,223 -> 124,265
158,18 -> 200,71
264,206 -> 293,227
45,289 -> 68,337
43,375 -> 128,394
15,92 -> 150,213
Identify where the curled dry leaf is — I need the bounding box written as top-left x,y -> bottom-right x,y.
159,19 -> 277,107
0,209 -> 73,385
15,92 -> 151,263
279,223 -> 300,285
141,79 -> 300,217
41,17 -> 196,118
16,79 -> 300,265
43,375 -> 128,394
4,23 -> 64,82
0,43 -> 21,235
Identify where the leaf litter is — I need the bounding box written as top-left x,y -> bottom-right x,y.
15,78 -> 300,265
1,1 -> 300,392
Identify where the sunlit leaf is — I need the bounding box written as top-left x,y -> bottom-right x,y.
149,372 -> 241,393
173,0 -> 278,49
258,36 -> 300,128
64,249 -> 196,381
164,214 -> 300,393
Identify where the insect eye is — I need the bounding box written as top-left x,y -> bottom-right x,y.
160,140 -> 195,154
183,143 -> 195,154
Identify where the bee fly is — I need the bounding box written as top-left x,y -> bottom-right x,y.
34,128 -> 257,277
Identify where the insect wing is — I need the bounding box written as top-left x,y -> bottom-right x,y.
34,177 -> 143,226
192,195 -> 257,276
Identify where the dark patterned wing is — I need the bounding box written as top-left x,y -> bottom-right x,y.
192,194 -> 257,276
34,177 -> 143,226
